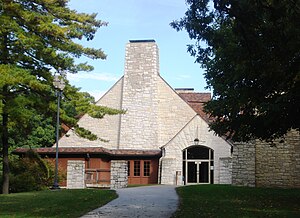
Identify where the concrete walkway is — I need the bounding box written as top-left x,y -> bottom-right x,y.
81,185 -> 178,218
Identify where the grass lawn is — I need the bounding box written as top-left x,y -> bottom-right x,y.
0,189 -> 117,218
173,185 -> 300,218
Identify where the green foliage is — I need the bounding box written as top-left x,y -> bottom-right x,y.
173,185 -> 300,218
0,0 -> 116,194
9,150 -> 53,193
63,83 -> 95,118
74,126 -> 98,141
0,189 -> 117,217
171,0 -> 300,141
9,116 -> 55,148
0,0 -> 107,71
88,105 -> 125,119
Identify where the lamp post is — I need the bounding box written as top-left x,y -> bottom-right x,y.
52,74 -> 65,189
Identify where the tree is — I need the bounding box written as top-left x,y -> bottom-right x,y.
171,0 -> 300,141
7,82 -> 98,150
0,0 -> 116,194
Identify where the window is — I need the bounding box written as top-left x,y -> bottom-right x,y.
127,161 -> 131,176
144,161 -> 150,176
187,146 -> 209,159
134,161 -> 140,176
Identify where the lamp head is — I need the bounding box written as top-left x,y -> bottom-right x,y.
53,74 -> 65,90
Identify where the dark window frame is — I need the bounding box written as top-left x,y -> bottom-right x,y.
143,160 -> 151,177
134,160 -> 141,176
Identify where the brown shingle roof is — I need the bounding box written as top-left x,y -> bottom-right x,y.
179,92 -> 211,103
13,147 -> 162,157
178,92 -> 212,122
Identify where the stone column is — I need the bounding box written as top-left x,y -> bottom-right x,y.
110,160 -> 128,189
67,160 -> 85,189
160,157 -> 178,185
219,157 -> 232,184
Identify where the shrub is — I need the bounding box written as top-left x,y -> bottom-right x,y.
9,150 -> 66,193
43,158 -> 67,186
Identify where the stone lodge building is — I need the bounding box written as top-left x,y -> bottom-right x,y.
40,39 -> 232,188
15,40 -> 300,188
55,39 -> 232,188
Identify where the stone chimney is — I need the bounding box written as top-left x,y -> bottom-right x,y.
119,40 -> 159,149
124,40 -> 159,87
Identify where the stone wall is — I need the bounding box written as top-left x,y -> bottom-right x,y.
67,160 -> 85,189
232,142 -> 256,187
232,131 -> 300,188
110,160 -> 128,189
255,130 -> 300,188
219,157 -> 232,184
160,157 -> 178,185
157,78 -> 196,146
58,78 -> 124,149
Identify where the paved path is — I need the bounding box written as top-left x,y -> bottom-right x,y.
81,185 -> 178,218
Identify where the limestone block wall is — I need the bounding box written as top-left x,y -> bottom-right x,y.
160,157 -> 178,185
160,115 -> 232,185
67,160 -> 85,189
232,142 -> 256,187
110,160 -> 128,189
255,130 -> 300,188
119,41 -> 160,149
157,77 -> 197,146
58,78 -> 124,149
219,157 -> 232,184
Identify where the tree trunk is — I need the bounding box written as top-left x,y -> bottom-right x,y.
2,113 -> 9,194
2,95 -> 9,194
1,18 -> 10,194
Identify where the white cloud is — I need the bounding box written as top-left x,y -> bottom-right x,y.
176,74 -> 191,80
68,72 -> 119,82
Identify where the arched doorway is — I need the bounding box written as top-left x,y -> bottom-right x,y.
182,146 -> 214,185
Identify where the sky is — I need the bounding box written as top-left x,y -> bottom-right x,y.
67,0 -> 208,100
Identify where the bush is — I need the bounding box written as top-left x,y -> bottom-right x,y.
9,150 -> 65,193
43,158 -> 67,186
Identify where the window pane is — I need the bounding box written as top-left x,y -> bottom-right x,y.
127,161 -> 131,176
187,146 -> 209,159
199,162 -> 209,183
144,161 -> 150,176
134,161 -> 140,176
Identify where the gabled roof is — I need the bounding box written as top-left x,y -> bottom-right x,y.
178,92 -> 212,122
178,92 -> 211,102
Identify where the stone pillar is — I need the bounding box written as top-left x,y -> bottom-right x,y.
160,157 -> 178,185
67,160 -> 85,189
110,160 -> 128,189
119,40 -> 160,149
219,157 -> 232,184
232,142 -> 256,187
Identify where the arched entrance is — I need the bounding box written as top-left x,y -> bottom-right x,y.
182,146 -> 214,185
